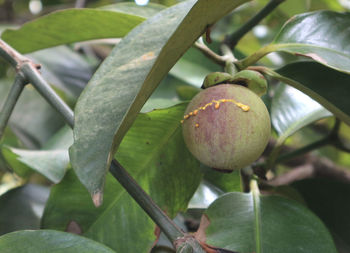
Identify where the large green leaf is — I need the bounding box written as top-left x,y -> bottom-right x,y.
197,190 -> 337,253
70,0 -> 250,204
0,184 -> 49,235
271,83 -> 332,140
43,104 -> 201,252
274,61 -> 350,125
272,11 -> 350,73
0,230 -> 116,253
1,9 -> 145,53
238,11 -> 350,74
293,179 -> 350,253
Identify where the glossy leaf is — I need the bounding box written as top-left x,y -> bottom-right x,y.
271,83 -> 332,140
0,230 -> 116,253
1,9 -> 145,53
198,191 -> 337,253
293,179 -> 350,253
0,184 -> 49,235
272,11 -> 350,73
43,104 -> 201,252
70,0 -> 250,202
275,61 -> 350,125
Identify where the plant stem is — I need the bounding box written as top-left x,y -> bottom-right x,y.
0,74 -> 27,141
194,41 -> 227,67
110,160 -> 185,242
0,40 -> 27,68
225,0 -> 286,49
20,63 -> 75,128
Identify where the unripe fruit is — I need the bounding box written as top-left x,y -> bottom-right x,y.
182,84 -> 271,171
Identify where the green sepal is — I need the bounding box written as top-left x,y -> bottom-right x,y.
202,72 -> 234,89
231,70 -> 268,97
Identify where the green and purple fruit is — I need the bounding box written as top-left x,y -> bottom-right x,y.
182,84 -> 271,171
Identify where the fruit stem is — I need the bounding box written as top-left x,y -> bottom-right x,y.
224,0 -> 287,49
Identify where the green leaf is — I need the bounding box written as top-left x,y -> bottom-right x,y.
271,83 -> 332,140
1,9 -> 145,53
1,126 -> 72,182
0,184 -> 49,235
43,104 -> 201,252
293,179 -> 350,253
70,0 -> 250,203
0,230 -> 116,253
198,190 -> 337,253
272,10 -> 350,73
274,61 -> 350,125
1,147 -> 68,183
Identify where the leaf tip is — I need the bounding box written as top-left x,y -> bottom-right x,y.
65,220 -> 83,235
92,191 -> 103,207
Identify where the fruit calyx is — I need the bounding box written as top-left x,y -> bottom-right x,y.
202,70 -> 268,97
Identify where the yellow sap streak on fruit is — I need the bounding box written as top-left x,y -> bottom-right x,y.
181,98 -> 250,123
195,123 -> 199,128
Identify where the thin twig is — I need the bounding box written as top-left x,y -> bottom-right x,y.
194,42 -> 228,67
0,74 -> 27,141
225,0 -> 286,49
